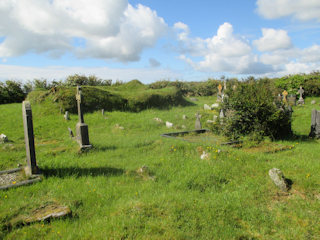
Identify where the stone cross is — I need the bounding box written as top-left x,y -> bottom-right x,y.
22,101 -> 39,175
297,86 -> 305,105
75,86 -> 92,150
76,86 -> 84,124
282,90 -> 288,103
195,112 -> 202,130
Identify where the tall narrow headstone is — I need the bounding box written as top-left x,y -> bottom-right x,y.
195,112 -> 202,130
75,86 -> 92,150
22,101 -> 39,175
64,111 -> 70,120
309,109 -> 320,138
101,109 -> 104,116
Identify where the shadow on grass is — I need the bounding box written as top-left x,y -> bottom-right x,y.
42,167 -> 124,178
92,144 -> 117,152
286,133 -> 318,142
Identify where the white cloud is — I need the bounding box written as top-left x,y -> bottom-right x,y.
0,64 -> 180,84
178,22 -> 272,74
253,28 -> 292,52
176,22 -> 320,76
0,0 -> 167,61
256,0 -> 320,21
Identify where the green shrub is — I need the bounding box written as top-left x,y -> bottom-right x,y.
219,79 -> 292,140
0,80 -> 26,104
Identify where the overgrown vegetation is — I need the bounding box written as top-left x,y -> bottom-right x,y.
218,79 -> 292,140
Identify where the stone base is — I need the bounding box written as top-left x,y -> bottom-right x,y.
24,165 -> 40,177
76,122 -> 90,147
297,98 -> 305,105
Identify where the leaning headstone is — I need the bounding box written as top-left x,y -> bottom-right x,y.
22,101 -> 39,175
297,86 -> 305,105
204,104 -> 211,110
311,100 -> 316,105
268,168 -> 289,192
195,112 -> 202,130
75,86 -> 92,150
309,109 -> 320,138
64,111 -> 70,120
0,134 -> 8,143
68,127 -> 74,138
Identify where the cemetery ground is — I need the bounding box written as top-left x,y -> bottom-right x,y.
0,96 -> 320,239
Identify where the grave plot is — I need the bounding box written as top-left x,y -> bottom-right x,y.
1,101 -> 42,190
161,129 -> 237,145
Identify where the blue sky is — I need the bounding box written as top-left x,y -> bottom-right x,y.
0,0 -> 320,83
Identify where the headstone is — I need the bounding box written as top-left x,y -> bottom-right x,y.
68,127 -> 74,138
213,115 -> 218,122
64,111 -> 70,120
75,86 -> 92,150
22,101 -> 39,175
182,115 -> 187,120
309,109 -> 320,138
311,100 -> 316,105
287,94 -> 296,106
0,134 -> 8,143
166,121 -> 173,128
101,109 -> 104,116
219,109 -> 225,119
195,112 -> 202,130
218,84 -> 222,95
282,90 -> 288,104
223,80 -> 227,92
268,168 -> 289,192
153,117 -> 163,123
217,84 -> 223,102
297,86 -> 305,105
204,104 -> 211,110
200,151 -> 210,160
211,103 -> 219,109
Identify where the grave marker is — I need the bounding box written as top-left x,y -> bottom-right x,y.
195,112 -> 202,130
64,111 -> 70,120
75,86 -> 92,150
282,90 -> 288,104
297,86 -> 305,105
309,109 -> 320,138
22,101 -> 39,175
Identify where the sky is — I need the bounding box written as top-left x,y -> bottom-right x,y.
0,0 -> 320,83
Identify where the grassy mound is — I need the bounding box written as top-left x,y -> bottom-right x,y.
27,82 -> 190,113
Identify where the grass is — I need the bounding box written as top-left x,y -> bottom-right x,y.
0,96 -> 319,239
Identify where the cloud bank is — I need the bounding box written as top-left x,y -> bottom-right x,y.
0,0 -> 167,62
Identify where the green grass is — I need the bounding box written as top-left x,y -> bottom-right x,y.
0,96 -> 320,239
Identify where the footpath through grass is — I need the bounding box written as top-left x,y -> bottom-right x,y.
0,96 -> 319,239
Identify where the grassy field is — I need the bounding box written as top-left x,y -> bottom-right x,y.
0,96 -> 319,239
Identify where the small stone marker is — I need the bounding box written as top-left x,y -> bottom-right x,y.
166,121 -> 173,128
211,103 -> 219,109
311,100 -> 316,105
153,117 -> 163,123
68,127 -> 74,138
282,90 -> 288,104
182,115 -> 187,120
0,134 -> 8,143
297,86 -> 305,105
195,112 -> 202,130
309,109 -> 320,138
101,109 -> 104,116
75,86 -> 92,150
204,104 -> 211,110
268,168 -> 289,192
64,111 -> 70,120
22,101 -> 39,175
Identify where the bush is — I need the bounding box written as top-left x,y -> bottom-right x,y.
0,80 -> 26,104
219,79 -> 292,140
